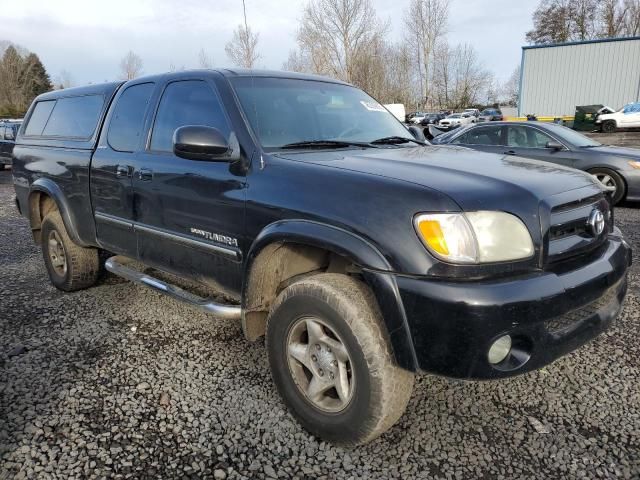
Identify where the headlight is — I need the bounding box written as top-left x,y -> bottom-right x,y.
414,211 -> 534,264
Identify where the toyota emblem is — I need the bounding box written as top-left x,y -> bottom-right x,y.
587,209 -> 605,236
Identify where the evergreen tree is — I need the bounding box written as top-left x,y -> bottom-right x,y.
0,46 -> 24,116
20,53 -> 52,111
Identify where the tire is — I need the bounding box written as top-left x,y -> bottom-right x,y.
41,210 -> 100,291
589,168 -> 626,205
266,273 -> 414,445
602,120 -> 617,133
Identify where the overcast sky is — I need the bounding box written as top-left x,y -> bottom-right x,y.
1,0 -> 538,86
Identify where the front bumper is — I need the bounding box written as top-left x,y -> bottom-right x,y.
396,234 -> 631,379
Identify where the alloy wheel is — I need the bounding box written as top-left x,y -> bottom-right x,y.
286,316 -> 355,413
48,230 -> 67,276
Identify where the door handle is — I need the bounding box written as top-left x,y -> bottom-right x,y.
138,168 -> 153,181
115,165 -> 132,177
504,150 -> 517,155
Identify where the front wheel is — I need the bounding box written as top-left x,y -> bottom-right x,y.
590,168 -> 626,205
602,120 -> 617,133
266,273 -> 414,445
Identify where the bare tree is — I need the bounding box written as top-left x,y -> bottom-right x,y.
120,51 -> 143,80
295,0 -> 387,83
225,25 -> 260,68
501,66 -> 521,107
198,48 -> 214,69
622,0 -> 640,35
403,0 -> 450,108
54,70 -> 74,90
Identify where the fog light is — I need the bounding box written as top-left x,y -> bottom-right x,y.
488,335 -> 512,364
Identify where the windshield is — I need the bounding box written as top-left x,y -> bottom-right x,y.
230,77 -> 414,149
448,114 -> 461,118
481,109 -> 494,115
543,123 -> 601,147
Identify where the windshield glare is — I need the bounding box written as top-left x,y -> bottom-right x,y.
230,77 -> 413,149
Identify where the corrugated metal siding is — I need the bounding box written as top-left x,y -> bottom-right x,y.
519,39 -> 640,116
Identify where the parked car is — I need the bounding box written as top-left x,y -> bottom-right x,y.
595,102 -> 640,133
438,113 -> 475,130
0,120 -> 22,169
409,112 -> 428,124
419,112 -> 445,126
432,121 -> 640,204
13,71 -> 630,445
463,108 -> 480,118
478,108 -> 503,122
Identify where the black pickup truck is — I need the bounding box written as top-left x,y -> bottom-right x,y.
12,70 -> 631,445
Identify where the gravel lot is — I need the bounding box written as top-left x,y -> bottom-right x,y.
1,168 -> 639,479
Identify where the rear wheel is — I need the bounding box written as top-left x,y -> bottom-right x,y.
266,273 -> 414,445
590,168 -> 626,204
602,120 -> 617,133
41,210 -> 100,291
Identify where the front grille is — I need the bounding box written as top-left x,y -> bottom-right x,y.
546,194 -> 610,264
545,282 -> 620,336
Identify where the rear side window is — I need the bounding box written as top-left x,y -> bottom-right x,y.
41,95 -> 104,138
24,100 -> 56,136
108,83 -> 155,152
150,80 -> 230,153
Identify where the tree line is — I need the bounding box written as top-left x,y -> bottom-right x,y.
527,0 -> 640,44
0,43 -> 52,118
2,0 -> 639,117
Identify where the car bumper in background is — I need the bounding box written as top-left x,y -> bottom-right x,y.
396,233 -> 631,379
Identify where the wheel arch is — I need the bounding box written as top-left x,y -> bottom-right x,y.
241,219 -> 418,371
28,178 -> 86,246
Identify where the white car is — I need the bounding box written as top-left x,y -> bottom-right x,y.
410,112 -> 428,124
438,113 -> 475,130
463,108 -> 480,118
595,102 -> 640,133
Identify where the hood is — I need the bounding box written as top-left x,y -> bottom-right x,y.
277,145 -> 601,212
589,145 -> 640,159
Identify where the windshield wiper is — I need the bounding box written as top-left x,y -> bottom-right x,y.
280,140 -> 374,149
370,136 -> 425,146
579,145 -> 601,148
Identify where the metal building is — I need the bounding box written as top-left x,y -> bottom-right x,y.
518,37 -> 640,117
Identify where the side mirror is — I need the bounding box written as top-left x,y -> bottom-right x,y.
407,125 -> 427,143
173,125 -> 230,161
545,140 -> 564,151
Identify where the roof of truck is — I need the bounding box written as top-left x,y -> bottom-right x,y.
125,68 -> 351,86
36,81 -> 124,102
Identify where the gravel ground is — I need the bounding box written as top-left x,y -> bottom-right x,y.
1,168 -> 639,480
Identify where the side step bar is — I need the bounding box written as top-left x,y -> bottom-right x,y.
105,256 -> 242,320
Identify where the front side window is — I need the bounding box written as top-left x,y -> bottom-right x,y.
150,80 -> 230,153
41,95 -> 104,138
108,83 -> 155,152
508,126 -> 554,149
24,100 -> 56,136
230,77 -> 413,150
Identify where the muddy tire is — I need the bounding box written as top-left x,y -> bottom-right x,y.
589,167 -> 626,205
41,210 -> 100,291
266,273 -> 414,445
602,120 -> 617,133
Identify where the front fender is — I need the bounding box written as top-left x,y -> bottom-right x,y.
244,219 -> 419,371
29,178 -> 87,246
